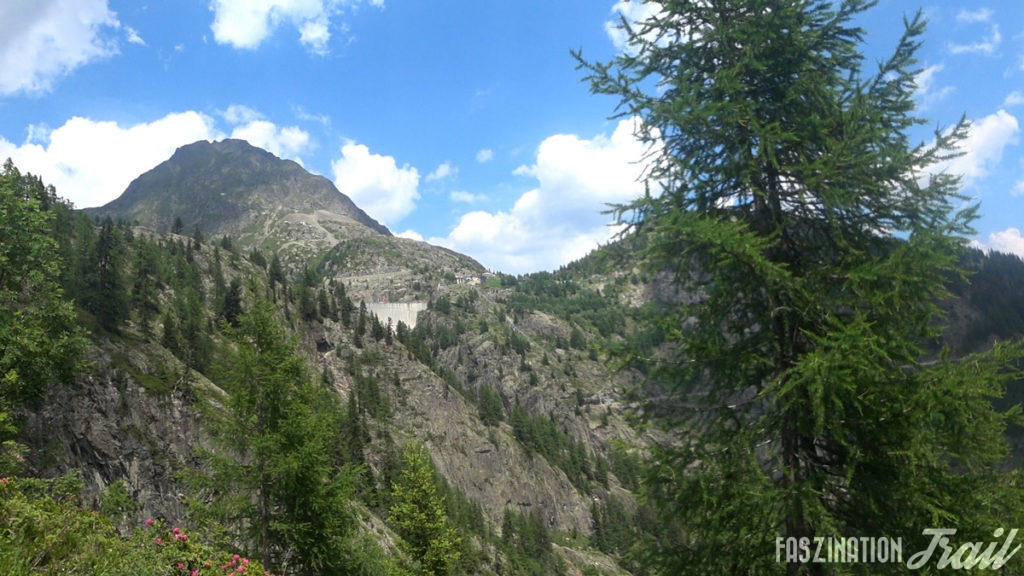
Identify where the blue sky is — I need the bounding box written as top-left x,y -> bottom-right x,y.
1,1 -> 1022,273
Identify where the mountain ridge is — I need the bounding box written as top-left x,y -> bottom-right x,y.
86,138 -> 391,250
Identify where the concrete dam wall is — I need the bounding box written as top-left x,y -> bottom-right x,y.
365,302 -> 427,329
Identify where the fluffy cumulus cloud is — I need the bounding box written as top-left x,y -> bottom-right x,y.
929,110 -> 1019,186
426,161 -> 457,182
298,16 -> 331,54
222,105 -> 311,161
475,148 -> 493,163
0,112 -> 220,208
209,0 -> 383,54
0,0 -> 120,95
605,0 -> 664,52
973,228 -> 1024,259
331,142 -> 420,228
430,118 -> 655,273
395,229 -> 424,242
231,122 -> 311,160
0,105 -> 313,208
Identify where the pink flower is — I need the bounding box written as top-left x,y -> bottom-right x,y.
172,527 -> 180,534
155,538 -> 163,545
192,571 -> 199,576
0,478 -> 7,485
177,563 -> 185,569
145,518 -> 154,526
233,554 -> 241,562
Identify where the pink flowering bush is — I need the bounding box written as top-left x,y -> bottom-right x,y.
138,518 -> 274,576
0,474 -> 275,575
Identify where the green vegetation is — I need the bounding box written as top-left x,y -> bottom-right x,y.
508,273 -> 629,342
477,384 -> 504,427
81,217 -> 128,332
389,444 -> 461,576
7,5 -> 1024,568
0,161 -> 84,415
954,249 -> 1024,352
509,404 -> 591,492
500,507 -> 561,576
0,474 -> 271,576
193,299 -> 366,574
579,1 -> 1024,574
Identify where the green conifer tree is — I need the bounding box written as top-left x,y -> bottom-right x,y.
0,161 -> 84,413
221,278 -> 243,327
267,253 -> 284,299
130,238 -> 161,336
84,218 -> 127,332
579,2 -> 1024,573
390,444 -> 461,575
200,299 -> 359,574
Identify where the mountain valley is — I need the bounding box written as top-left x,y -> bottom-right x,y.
4,139 -> 1024,575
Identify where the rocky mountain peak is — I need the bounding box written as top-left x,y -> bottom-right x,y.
87,138 -> 390,245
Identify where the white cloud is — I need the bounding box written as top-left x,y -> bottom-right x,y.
0,0 -> 121,95
220,104 -> 312,161
125,26 -> 146,46
1013,179 -> 1024,197
396,229 -> 423,242
449,190 -> 485,204
230,121 -> 311,161
209,0 -> 381,53
299,16 -> 330,54
223,104 -> 264,125
210,0 -> 304,50
930,110 -> 1019,186
956,8 -> 993,23
0,112 -> 220,208
605,0 -> 664,52
949,25 -> 1001,55
426,161 -> 457,182
974,228 -> 1024,259
913,64 -> 954,109
1004,91 -> 1024,108
331,141 -> 420,227
430,118 -> 656,273
475,148 -> 493,163
294,106 -> 331,127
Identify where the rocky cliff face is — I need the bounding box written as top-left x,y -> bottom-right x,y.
22,336 -> 215,524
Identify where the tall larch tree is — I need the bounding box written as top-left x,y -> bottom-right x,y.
578,1 -> 1024,574
199,298 -> 359,574
390,444 -> 461,576
84,217 -> 127,332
